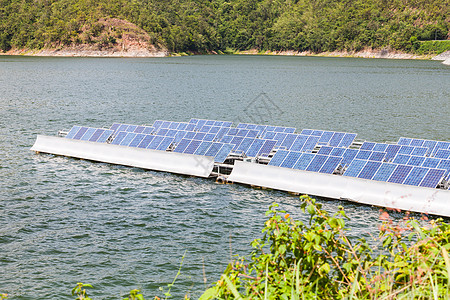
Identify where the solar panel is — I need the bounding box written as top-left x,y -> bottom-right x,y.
111,131 -> 127,145
329,132 -> 345,147
422,157 -> 440,168
392,154 -> 411,165
193,132 -> 206,140
174,138 -> 192,153
302,136 -> 320,152
423,140 -> 437,154
338,133 -> 357,148
407,156 -> 426,166
279,134 -> 296,150
147,135 -> 165,150
358,161 -> 382,180
166,129 -> 177,137
152,120 -> 164,129
205,142 -> 224,157
319,156 -> 342,174
142,126 -> 154,134
284,127 -> 296,134
237,129 -> 249,137
360,142 -> 376,151
435,149 -> 450,159
174,131 -> 187,144
373,143 -> 388,152
398,145 -> 414,155
73,127 -> 88,140
343,159 -> 367,177
184,131 -> 196,139
437,160 -> 450,176
213,121 -> 224,127
289,135 -> 308,151
411,147 -> 427,156
264,131 -> 276,139
280,151 -> 302,168
300,129 -> 313,135
205,120 -> 215,126
209,126 -> 220,134
274,126 -> 286,133
318,131 -> 334,144
227,128 -> 239,136
255,125 -> 267,136
237,138 -> 255,154
368,151 -> 386,162
230,136 -> 244,150
355,150 -> 371,160
268,150 -> 290,167
200,125 -> 211,133
215,144 -> 233,163
247,124 -> 257,130
246,139 -> 265,157
419,169 -> 445,188
194,141 -> 213,155
120,133 -> 137,146
195,119 -> 207,130
184,140 -> 202,154
215,127 -> 230,141
258,140 -> 277,157
220,135 -> 233,143
410,139 -> 424,147
222,121 -> 233,127
318,146 -> 333,155
80,127 -> 98,141
387,165 -> 413,184
247,130 -> 259,138
110,123 -> 121,133
204,133 -> 216,142
372,163 -> 397,182
384,144 -> 401,161
177,123 -> 188,131
96,130 -> 114,143
274,133 -> 287,146
341,148 -> 358,166
236,123 -> 247,129
116,124 -> 129,133
156,128 -> 169,136
403,167 -> 429,186
306,154 -> 328,172
134,126 -> 145,133
126,125 -> 137,132
311,130 -> 323,136
330,147 -> 346,157
137,135 -> 154,148
293,153 -> 315,170
397,137 -> 412,145
185,124 -> 195,131
129,133 -> 146,147
65,126 -> 82,139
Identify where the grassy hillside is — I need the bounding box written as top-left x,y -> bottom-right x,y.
0,0 -> 449,54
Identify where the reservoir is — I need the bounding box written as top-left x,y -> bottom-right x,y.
1,55 -> 449,299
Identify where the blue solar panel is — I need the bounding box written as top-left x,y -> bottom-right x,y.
373,143 -> 388,152
215,127 -> 230,141
407,156 -> 426,166
246,139 -> 265,157
397,137 -> 412,145
222,121 -> 233,127
393,154 -> 411,165
205,120 -> 215,126
318,146 -> 333,155
220,135 -> 233,143
156,137 -> 174,151
403,167 -> 429,186
137,135 -> 154,148
438,160 -> 450,176
173,131 -> 187,144
311,130 -> 323,136
166,129 -> 177,137
194,141 -> 213,155
214,121 -> 224,127
258,140 -> 277,156
280,134 -> 297,149
398,145 -> 414,155
247,124 -> 257,130
214,144 -> 233,162
280,151 -> 302,168
66,126 -> 82,139
120,133 -> 137,146
147,135 -> 165,150
284,127 -> 296,134
205,142 -> 224,157
134,126 -> 145,133
255,125 -> 267,136
422,157 -> 440,168
208,126 -> 220,134
268,150 -> 289,167
184,131 -> 196,139
410,139 -> 424,147
319,156 -> 342,174
433,141 -> 450,156
204,133 -> 216,142
372,163 -> 397,182
116,124 -> 129,133
189,118 -> 198,124
177,123 -> 188,130
423,140 -> 437,154
245,130 -> 258,139
111,131 -> 127,145
411,147 -> 427,156
184,140 -> 202,154
329,132 -> 345,147
89,128 -> 107,142
152,120 -> 164,129
193,132 -> 206,140
388,165 -> 413,184
300,129 -> 313,135
236,123 -> 247,129
174,138 -> 192,153
343,159 -> 367,177
341,148 -> 358,166
167,122 -> 178,130
368,151 -> 386,162
227,128 -> 239,136
80,127 -> 97,141
420,169 -> 445,188
237,138 -> 255,154
230,136 -> 244,150
339,133 -> 357,148
435,149 -> 450,159
264,131 -> 276,139
110,123 -> 121,133
274,127 -> 286,133
129,133 -> 146,147
302,136 -> 320,152
330,147 -> 346,157
290,135 -> 308,151
236,129 -> 249,137
306,154 -> 328,172
157,128 -> 169,136
356,150 -> 371,160
318,131 -> 334,144
96,130 -> 114,143
293,153 -> 315,170
273,133 -> 288,146
185,124 -> 195,131
200,125 -> 211,133
385,144 -> 401,161
360,142 -> 376,151
142,127 -> 155,134
195,119 -> 207,130
73,127 -> 88,140
358,161 -> 382,180
126,125 -> 137,132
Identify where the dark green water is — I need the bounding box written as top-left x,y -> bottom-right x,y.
0,55 -> 449,299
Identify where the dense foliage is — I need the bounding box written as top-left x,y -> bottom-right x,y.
0,0 -> 449,54
200,196 -> 450,299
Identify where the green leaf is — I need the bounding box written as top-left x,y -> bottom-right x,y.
223,274 -> 243,300
198,287 -> 218,300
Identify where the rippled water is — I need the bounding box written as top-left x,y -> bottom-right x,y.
1,55 -> 449,299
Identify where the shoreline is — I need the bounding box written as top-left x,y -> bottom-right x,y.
0,47 -> 444,60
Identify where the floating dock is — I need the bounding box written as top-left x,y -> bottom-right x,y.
31,119 -> 450,217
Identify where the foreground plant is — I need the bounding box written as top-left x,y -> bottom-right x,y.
72,283 -> 93,300
201,195 -> 450,299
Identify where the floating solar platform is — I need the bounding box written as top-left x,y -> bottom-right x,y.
31,119 -> 450,217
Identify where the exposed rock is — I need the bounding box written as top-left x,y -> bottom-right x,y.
432,50 -> 450,61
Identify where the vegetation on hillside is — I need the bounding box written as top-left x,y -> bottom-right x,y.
1,0 -> 449,54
